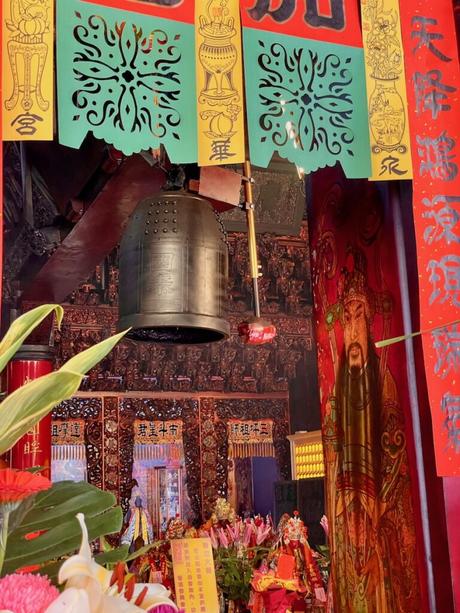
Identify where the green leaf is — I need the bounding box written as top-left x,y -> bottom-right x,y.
13,489 -> 116,535
125,540 -> 163,562
3,481 -> 123,575
60,329 -> 129,375
3,507 -> 122,573
0,371 -> 83,454
0,305 -> 63,374
95,545 -> 130,566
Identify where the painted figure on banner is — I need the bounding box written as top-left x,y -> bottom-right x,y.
323,250 -> 418,611
2,0 -> 53,139
196,0 -> 245,165
310,169 -> 422,612
361,0 -> 412,180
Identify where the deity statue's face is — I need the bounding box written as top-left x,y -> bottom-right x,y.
343,299 -> 368,370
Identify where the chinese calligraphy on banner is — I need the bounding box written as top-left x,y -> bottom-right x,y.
134,420 -> 183,445
171,538 -> 219,613
57,0 -> 197,160
52,420 -> 85,445
241,0 -> 371,178
227,419 -> 274,457
360,0 -> 412,180
2,0 -> 54,140
400,0 -> 460,475
195,0 -> 245,166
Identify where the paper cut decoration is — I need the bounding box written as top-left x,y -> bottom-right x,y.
195,0 -> 245,165
400,0 -> 460,475
361,0 -> 412,180
2,0 -> 54,140
57,0 -> 197,161
243,29 -> 371,178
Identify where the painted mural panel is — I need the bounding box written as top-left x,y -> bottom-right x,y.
309,167 -> 422,611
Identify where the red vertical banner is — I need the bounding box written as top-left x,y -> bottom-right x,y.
7,346 -> 54,476
400,0 -> 460,475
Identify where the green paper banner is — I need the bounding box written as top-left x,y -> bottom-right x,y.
243,29 -> 371,178
57,0 -> 197,161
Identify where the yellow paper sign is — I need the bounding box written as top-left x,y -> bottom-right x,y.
171,538 -> 219,613
195,0 -> 245,166
361,0 -> 412,180
2,0 -> 54,140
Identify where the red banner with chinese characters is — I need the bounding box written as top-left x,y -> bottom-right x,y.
81,0 -> 194,22
400,0 -> 460,475
240,0 -> 362,47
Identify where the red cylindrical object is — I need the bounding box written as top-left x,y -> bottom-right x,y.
7,345 -> 54,476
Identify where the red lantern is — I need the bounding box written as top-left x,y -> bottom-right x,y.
238,319 -> 277,345
7,346 -> 54,477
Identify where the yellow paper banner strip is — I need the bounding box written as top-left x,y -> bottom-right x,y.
361,0 -> 412,180
2,0 -> 54,140
195,0 -> 245,166
171,538 -> 220,613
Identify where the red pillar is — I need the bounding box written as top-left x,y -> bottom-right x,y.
7,346 -> 54,477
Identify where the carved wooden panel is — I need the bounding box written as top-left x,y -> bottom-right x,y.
52,398 -> 102,488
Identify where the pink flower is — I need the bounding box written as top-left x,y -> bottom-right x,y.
320,515 -> 329,537
256,522 -> 272,545
209,527 -> 218,549
242,521 -> 253,547
0,573 -> 59,613
218,527 -> 229,548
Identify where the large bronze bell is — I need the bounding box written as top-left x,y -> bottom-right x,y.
118,192 -> 229,343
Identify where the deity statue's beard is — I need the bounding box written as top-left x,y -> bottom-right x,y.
336,337 -> 383,495
346,342 -> 366,376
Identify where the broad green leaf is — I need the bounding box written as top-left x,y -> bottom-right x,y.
3,481 -> 123,575
3,507 -> 122,573
95,545 -> 130,566
125,540 -> 163,562
60,329 -> 129,375
0,305 -> 63,373
13,489 -> 116,535
0,370 -> 83,454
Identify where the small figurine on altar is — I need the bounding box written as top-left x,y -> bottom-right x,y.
249,511 -> 326,613
121,492 -> 154,553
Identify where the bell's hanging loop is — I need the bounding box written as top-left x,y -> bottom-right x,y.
118,191 -> 229,344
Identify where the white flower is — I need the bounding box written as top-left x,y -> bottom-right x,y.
45,514 -> 177,613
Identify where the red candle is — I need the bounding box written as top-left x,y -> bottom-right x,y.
8,346 -> 54,477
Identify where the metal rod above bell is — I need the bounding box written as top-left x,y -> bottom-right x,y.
118,191 -> 230,344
